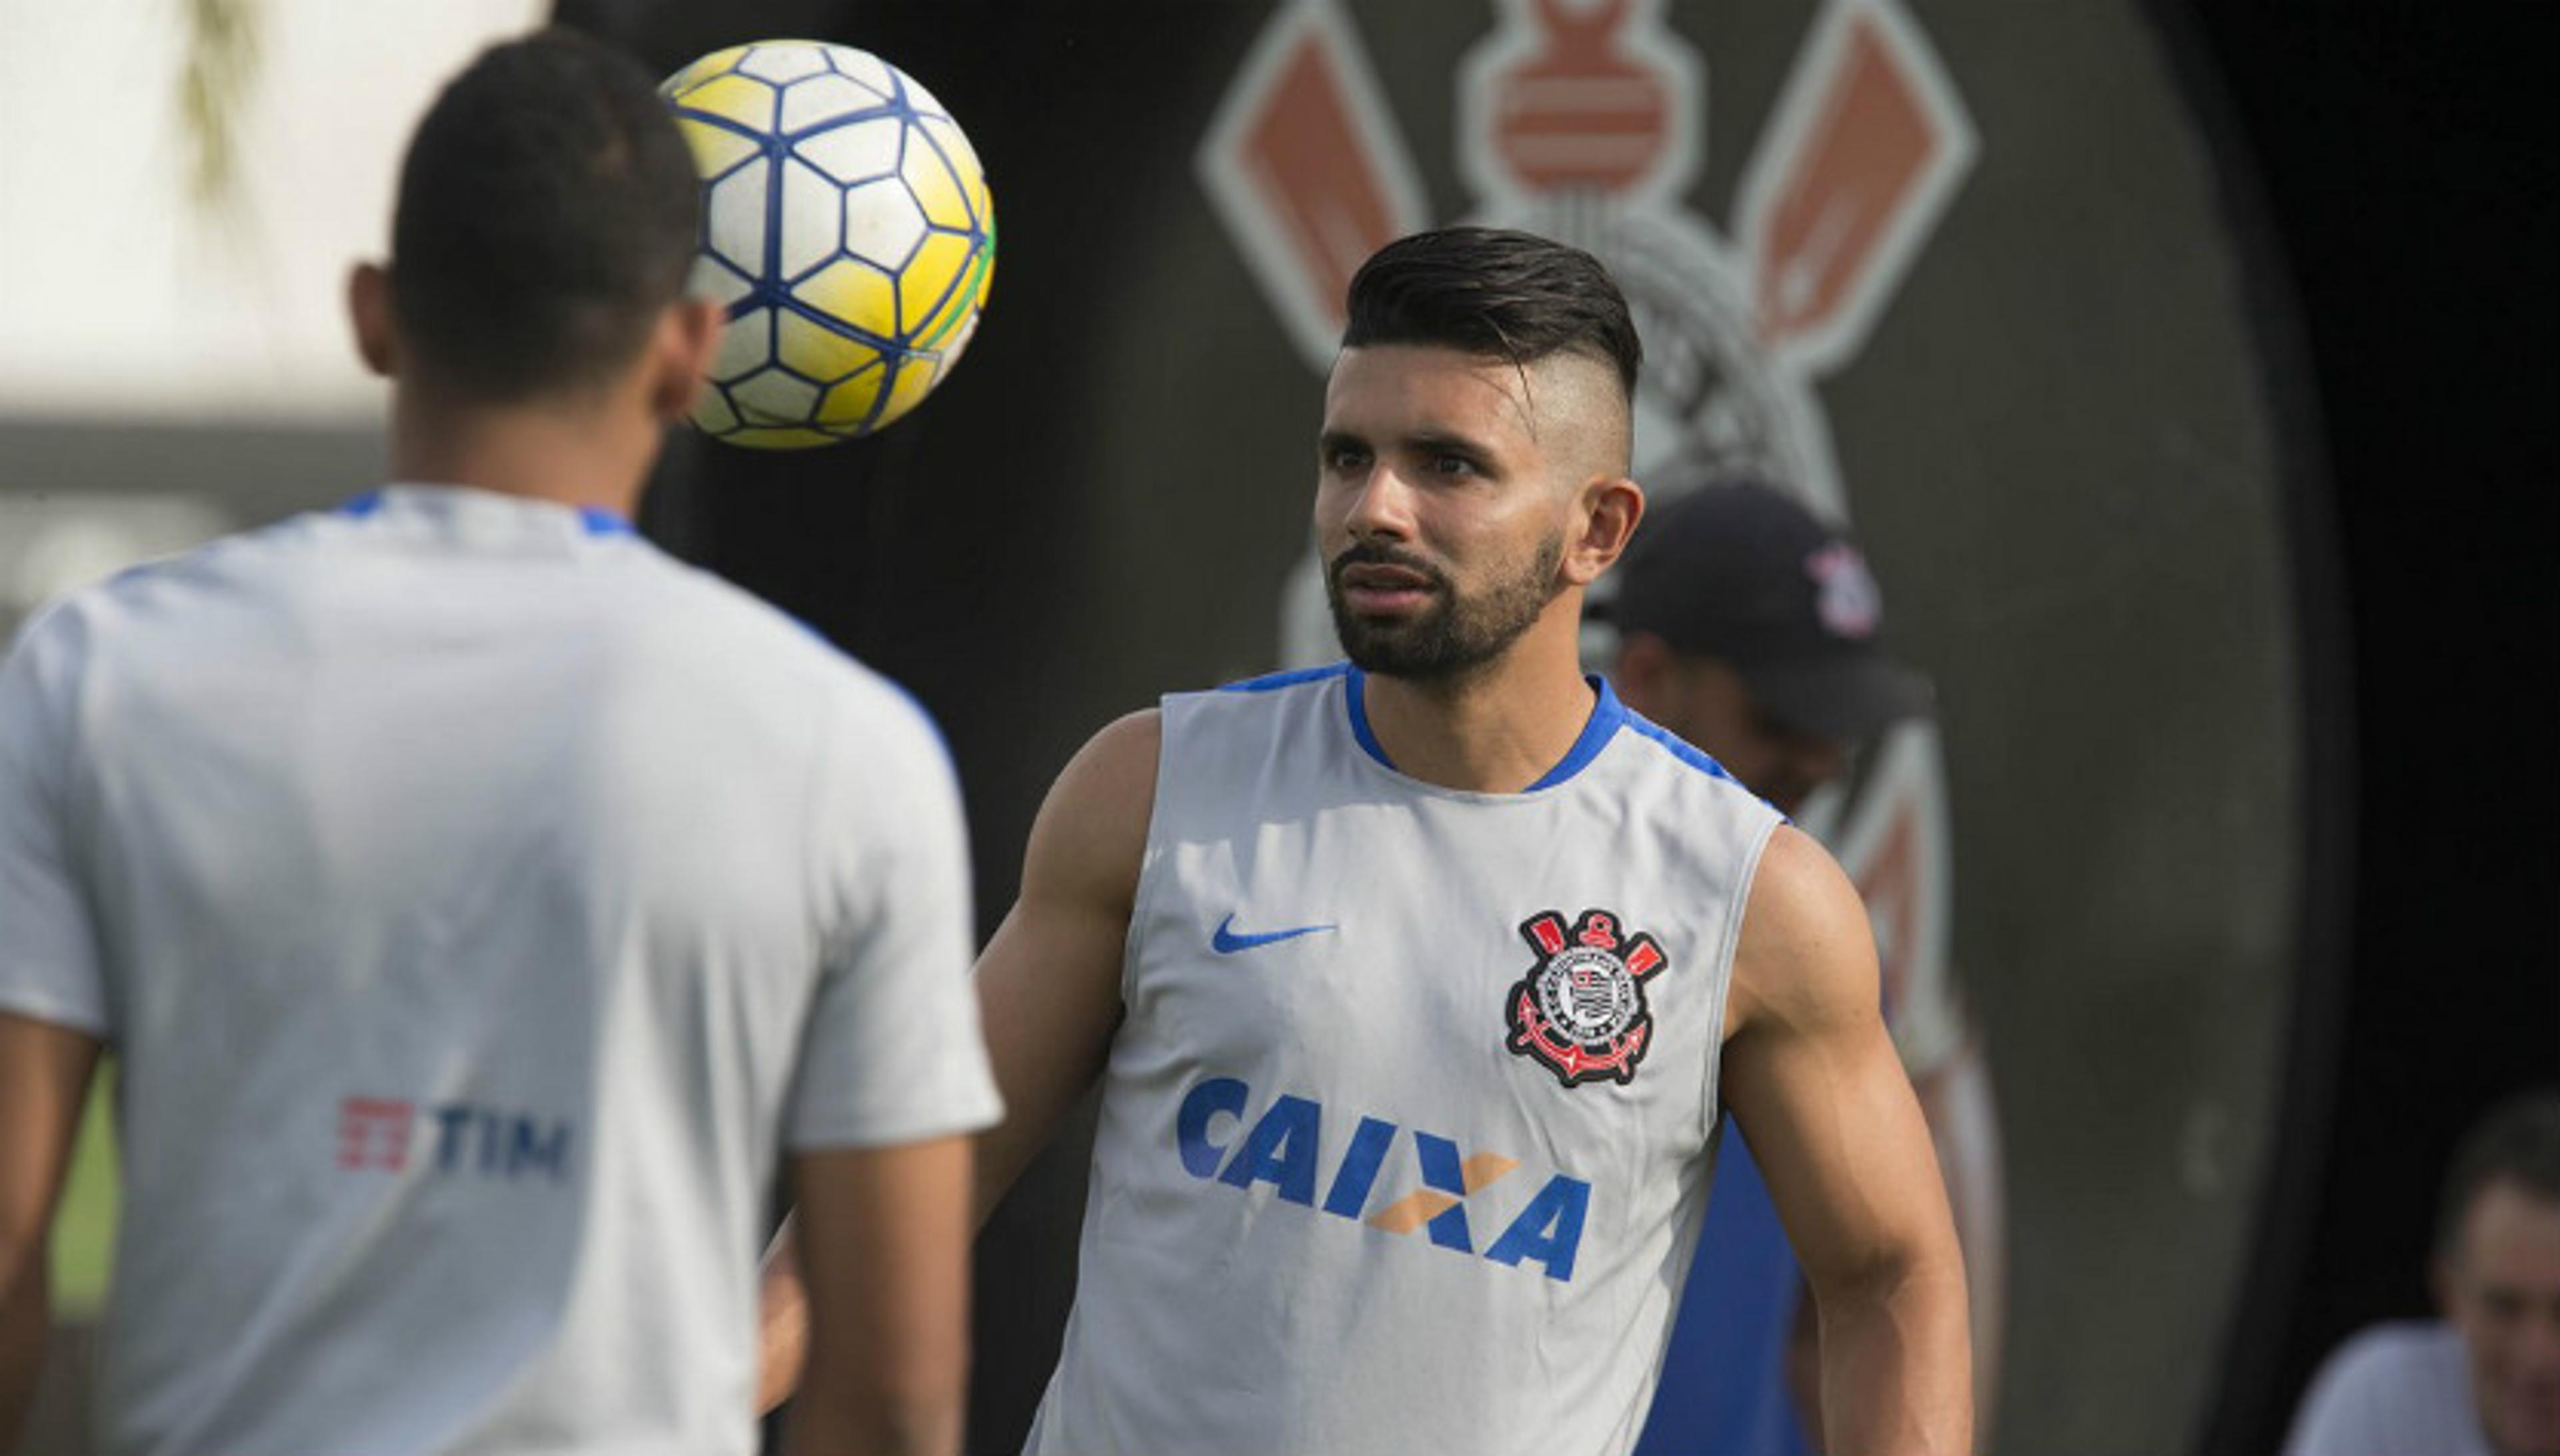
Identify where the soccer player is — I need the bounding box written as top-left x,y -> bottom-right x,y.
973,227 -> 1969,1453
0,31 -> 996,1456
1609,481 -> 2005,1454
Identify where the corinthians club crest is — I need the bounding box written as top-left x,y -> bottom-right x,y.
1506,908 -> 1668,1087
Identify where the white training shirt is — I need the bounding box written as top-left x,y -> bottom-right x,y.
0,485 -> 1002,1456
1026,664 -> 1783,1456
2282,1321 -> 2491,1456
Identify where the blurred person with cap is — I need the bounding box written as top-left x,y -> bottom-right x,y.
2283,1089 -> 2560,1456
1609,479 -> 2005,1455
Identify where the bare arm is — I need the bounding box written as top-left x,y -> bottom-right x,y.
1721,828 -> 1971,1455
781,1136 -> 973,1456
754,711 -> 1155,1413
965,709 -> 1156,1224
1915,1035 -> 2005,1447
0,1014 -> 100,1449
754,1218 -> 807,1418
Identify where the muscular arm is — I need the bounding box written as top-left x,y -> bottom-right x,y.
781,1137 -> 973,1456
1915,1036 -> 2005,1445
966,709 -> 1155,1223
0,1014 -> 100,1449
1721,828 -> 1971,1455
755,711 -> 1155,1413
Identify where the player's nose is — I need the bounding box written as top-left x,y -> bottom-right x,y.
1343,463 -> 1421,542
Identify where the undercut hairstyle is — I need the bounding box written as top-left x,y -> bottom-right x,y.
1341,227 -> 1643,402
2433,1087 -> 2560,1259
389,29 -> 701,403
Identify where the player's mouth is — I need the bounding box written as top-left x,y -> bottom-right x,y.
1329,545 -> 1448,618
1335,562 -> 1440,615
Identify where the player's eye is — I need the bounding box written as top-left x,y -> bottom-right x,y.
1429,452 -> 1478,477
1324,444 -> 1371,473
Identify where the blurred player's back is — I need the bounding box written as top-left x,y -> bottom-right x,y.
20,485 -> 968,1453
2,32 -> 996,1456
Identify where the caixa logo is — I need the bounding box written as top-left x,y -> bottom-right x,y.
1176,1077 -> 1590,1281
336,1096 -> 573,1183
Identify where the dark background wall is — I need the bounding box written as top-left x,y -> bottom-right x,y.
2176,4 -> 2559,1452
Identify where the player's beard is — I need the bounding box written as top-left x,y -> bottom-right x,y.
1326,532 -> 1565,682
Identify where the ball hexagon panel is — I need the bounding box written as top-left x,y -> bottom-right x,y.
777,159 -> 847,281
705,159 -> 771,278
777,311 -> 877,385
730,367 -> 820,427
706,308 -> 776,387
792,257 -> 897,341
779,73 -> 878,133
841,177 -> 929,275
736,43 -> 827,86
825,47 -> 898,101
795,115 -> 905,187
678,71 -> 775,132
688,255 -> 755,311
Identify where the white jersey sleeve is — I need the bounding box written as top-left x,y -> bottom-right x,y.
785,685 -> 1001,1150
0,604 -> 109,1035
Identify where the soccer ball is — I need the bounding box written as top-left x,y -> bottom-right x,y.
660,41 -> 995,448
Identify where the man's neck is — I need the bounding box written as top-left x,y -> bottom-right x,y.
1357,607 -> 1598,794
387,387 -> 655,521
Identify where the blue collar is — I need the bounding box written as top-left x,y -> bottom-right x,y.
1344,667 -> 1627,792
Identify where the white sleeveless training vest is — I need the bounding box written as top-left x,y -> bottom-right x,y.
1026,663 -> 1783,1456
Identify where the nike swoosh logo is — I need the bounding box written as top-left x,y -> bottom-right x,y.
1211,913 -> 1337,954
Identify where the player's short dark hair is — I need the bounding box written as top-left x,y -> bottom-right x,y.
1341,227 -> 1642,401
2434,1087 -> 2560,1259
389,29 -> 699,403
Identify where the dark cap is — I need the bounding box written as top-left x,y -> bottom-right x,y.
1611,481 -> 1933,741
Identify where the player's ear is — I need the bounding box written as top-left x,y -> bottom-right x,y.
1561,475 -> 1644,587
646,296 -> 725,423
347,262 -> 397,379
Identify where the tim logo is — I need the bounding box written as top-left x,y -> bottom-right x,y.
336,1097 -> 573,1183
1177,1075 -> 1591,1281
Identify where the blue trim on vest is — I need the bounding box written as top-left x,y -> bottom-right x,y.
1619,707 -> 1743,785
1522,676 -> 1629,792
1219,662 -> 1353,693
339,491 -> 384,517
1342,669 -> 1394,771
1342,669 -> 1629,791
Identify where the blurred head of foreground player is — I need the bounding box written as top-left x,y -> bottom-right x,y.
347,27 -> 723,513
1317,227 -> 1645,715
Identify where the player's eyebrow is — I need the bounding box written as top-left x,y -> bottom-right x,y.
1406,429 -> 1495,460
1405,430 -> 1505,475
1317,429 -> 1371,458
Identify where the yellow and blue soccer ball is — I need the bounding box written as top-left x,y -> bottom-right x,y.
661,41 -> 994,448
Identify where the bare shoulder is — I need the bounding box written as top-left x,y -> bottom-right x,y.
1021,708 -> 1161,909
1725,825 -> 1881,1039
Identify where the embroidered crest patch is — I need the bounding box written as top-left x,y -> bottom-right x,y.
1504,908 -> 1669,1087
